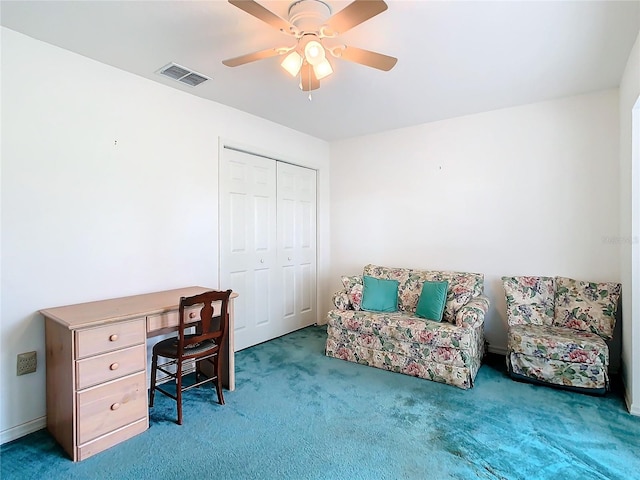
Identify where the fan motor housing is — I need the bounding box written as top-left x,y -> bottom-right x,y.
288,0 -> 331,33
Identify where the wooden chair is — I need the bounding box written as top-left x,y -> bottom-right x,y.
149,289 -> 232,424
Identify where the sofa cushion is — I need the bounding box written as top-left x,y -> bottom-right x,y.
341,275 -> 363,311
553,277 -> 621,340
502,276 -> 555,327
361,276 -> 399,313
508,324 -> 609,366
415,281 -> 448,322
326,309 -> 479,350
362,264 -> 416,311
421,272 -> 478,323
363,264 -> 483,324
454,295 -> 490,328
332,291 -> 351,310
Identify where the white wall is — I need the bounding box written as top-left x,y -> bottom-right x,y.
0,27 -> 330,441
619,30 -> 640,415
330,90 -> 621,357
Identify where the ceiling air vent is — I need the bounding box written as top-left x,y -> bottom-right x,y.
157,63 -> 210,87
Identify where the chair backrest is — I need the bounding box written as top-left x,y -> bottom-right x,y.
177,290 -> 233,355
502,276 -> 555,327
553,277 -> 621,340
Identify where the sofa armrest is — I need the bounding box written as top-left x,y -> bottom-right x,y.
456,295 -> 490,328
332,290 -> 352,311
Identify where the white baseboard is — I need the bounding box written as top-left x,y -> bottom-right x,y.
625,389 -> 640,416
0,416 -> 46,445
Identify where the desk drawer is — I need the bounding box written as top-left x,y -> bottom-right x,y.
76,319 -> 145,359
147,306 -> 203,332
77,371 -> 147,445
77,418 -> 147,462
76,344 -> 146,390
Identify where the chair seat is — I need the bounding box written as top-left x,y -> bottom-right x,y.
507,324 -> 609,366
153,335 -> 217,358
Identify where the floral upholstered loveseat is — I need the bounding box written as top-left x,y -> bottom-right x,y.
503,276 -> 621,394
325,264 -> 490,389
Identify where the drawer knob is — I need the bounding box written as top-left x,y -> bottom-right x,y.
109,362 -> 119,371
189,312 -> 196,319
109,334 -> 119,342
110,403 -> 120,411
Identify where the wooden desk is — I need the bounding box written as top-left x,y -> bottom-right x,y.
41,286 -> 237,462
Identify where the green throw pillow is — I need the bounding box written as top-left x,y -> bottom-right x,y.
415,281 -> 449,322
361,276 -> 399,313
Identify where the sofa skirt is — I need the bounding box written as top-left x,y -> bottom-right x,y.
325,325 -> 484,389
506,351 -> 608,394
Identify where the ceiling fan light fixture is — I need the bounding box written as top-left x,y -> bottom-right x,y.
313,58 -> 333,80
304,40 -> 325,66
281,51 -> 303,77
224,0 -> 397,93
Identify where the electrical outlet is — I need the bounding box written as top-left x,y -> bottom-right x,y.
17,351 -> 37,376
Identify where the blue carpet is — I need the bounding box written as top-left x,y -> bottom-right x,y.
2,325 -> 639,480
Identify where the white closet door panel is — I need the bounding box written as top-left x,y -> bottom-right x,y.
229,193 -> 247,253
282,265 -> 296,318
221,148 -> 278,351
295,166 -> 317,327
298,262 -> 312,315
278,170 -> 299,332
300,201 -> 312,248
277,162 -> 317,331
229,270 -> 249,332
253,268 -> 271,326
254,195 -> 271,252
281,198 -> 295,250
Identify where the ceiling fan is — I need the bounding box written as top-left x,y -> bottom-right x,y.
222,0 -> 397,92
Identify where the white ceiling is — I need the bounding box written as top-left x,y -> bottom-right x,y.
2,0 -> 639,141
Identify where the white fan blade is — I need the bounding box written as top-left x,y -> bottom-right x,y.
222,48 -> 283,67
337,45 -> 397,71
324,0 -> 388,36
228,0 -> 296,35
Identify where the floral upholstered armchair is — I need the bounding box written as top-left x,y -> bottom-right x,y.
502,276 -> 621,394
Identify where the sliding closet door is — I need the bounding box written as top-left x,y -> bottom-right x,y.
219,148 -> 278,351
277,162 -> 317,332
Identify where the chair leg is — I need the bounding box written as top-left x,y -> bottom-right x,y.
149,352 -> 158,407
214,353 -> 225,405
176,359 -> 183,425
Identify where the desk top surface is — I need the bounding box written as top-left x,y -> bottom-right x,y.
40,287 -> 237,330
